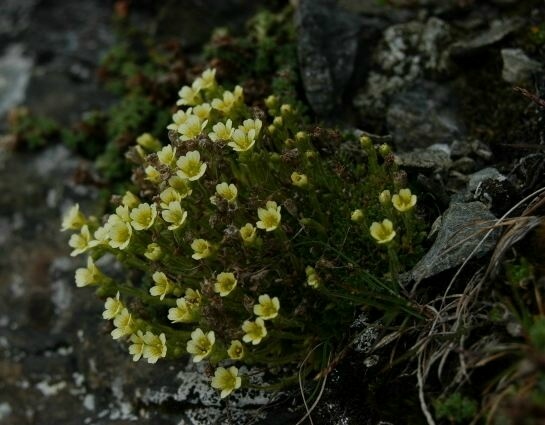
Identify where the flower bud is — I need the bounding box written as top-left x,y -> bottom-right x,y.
378,143 -> 391,157
280,104 -> 292,115
379,190 -> 391,205
351,209 -> 364,223
265,95 -> 278,109
359,135 -> 373,150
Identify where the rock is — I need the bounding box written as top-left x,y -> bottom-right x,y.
450,18 -> 524,58
395,146 -> 452,171
501,48 -> 542,84
387,80 -> 465,150
0,44 -> 33,119
467,167 -> 505,192
451,157 -> 476,173
354,18 -> 452,113
296,0 -> 363,116
0,0 -> 37,40
155,0 -> 265,48
338,0 -> 415,21
406,202 -> 500,284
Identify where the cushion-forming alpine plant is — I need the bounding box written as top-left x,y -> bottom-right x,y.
62,68 -> 424,398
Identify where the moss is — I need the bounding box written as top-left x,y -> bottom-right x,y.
434,393 -> 478,424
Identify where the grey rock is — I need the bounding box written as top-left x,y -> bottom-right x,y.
450,139 -> 473,158
354,18 -> 451,113
451,157 -> 477,173
395,146 -> 452,171
0,44 -> 33,118
339,0 -> 415,21
501,48 -> 542,84
467,167 -> 506,192
387,80 -> 465,150
450,18 -> 524,57
407,202 -> 500,283
0,0 -> 37,39
296,0 -> 363,115
155,0 -> 267,48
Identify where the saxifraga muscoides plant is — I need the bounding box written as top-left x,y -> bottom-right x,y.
62,68 -> 424,398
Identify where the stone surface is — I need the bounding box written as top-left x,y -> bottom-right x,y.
296,0 -> 363,116
354,17 -> 452,115
450,18 -> 524,58
0,44 -> 33,118
406,202 -> 500,284
386,80 -> 465,150
394,145 -> 452,171
501,48 -> 542,84
467,167 -> 506,192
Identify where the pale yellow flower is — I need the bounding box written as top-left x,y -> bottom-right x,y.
193,103 -> 212,121
136,133 -> 161,152
215,182 -> 238,203
157,145 -> 177,167
168,298 -> 196,323
240,223 -> 257,244
211,90 -> 239,114
103,291 -> 123,320
392,188 -> 417,212
253,294 -> 280,320
168,175 -> 193,198
227,340 -> 244,360
186,328 -> 215,362
184,288 -> 202,307
177,151 -> 207,181
89,225 -> 109,247
129,330 -> 145,361
242,318 -> 267,345
191,238 -> 213,260
144,243 -> 162,261
241,118 -> 262,136
150,271 -> 173,300
208,119 -> 233,142
305,266 -> 320,289
142,332 -> 167,364
177,83 -> 202,106
228,128 -> 257,152
106,215 -> 132,250
370,219 -> 396,244
145,165 -> 162,183
111,308 -> 135,339
167,108 -> 193,131
75,257 -> 104,287
256,201 -> 281,232
159,187 -> 181,209
291,172 -> 308,188
161,201 -> 188,230
69,225 -> 92,256
130,203 -> 157,231
351,209 -> 364,223
214,272 -> 237,297
211,366 -> 242,398
197,68 -> 216,90
177,115 -> 208,141
61,203 -> 86,231
379,190 -> 391,206
122,191 -> 140,208
115,205 -> 131,222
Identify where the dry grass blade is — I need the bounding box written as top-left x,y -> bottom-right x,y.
486,215 -> 542,278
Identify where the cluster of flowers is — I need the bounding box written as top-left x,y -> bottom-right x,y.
352,188 -> 417,244
62,68 -> 420,398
